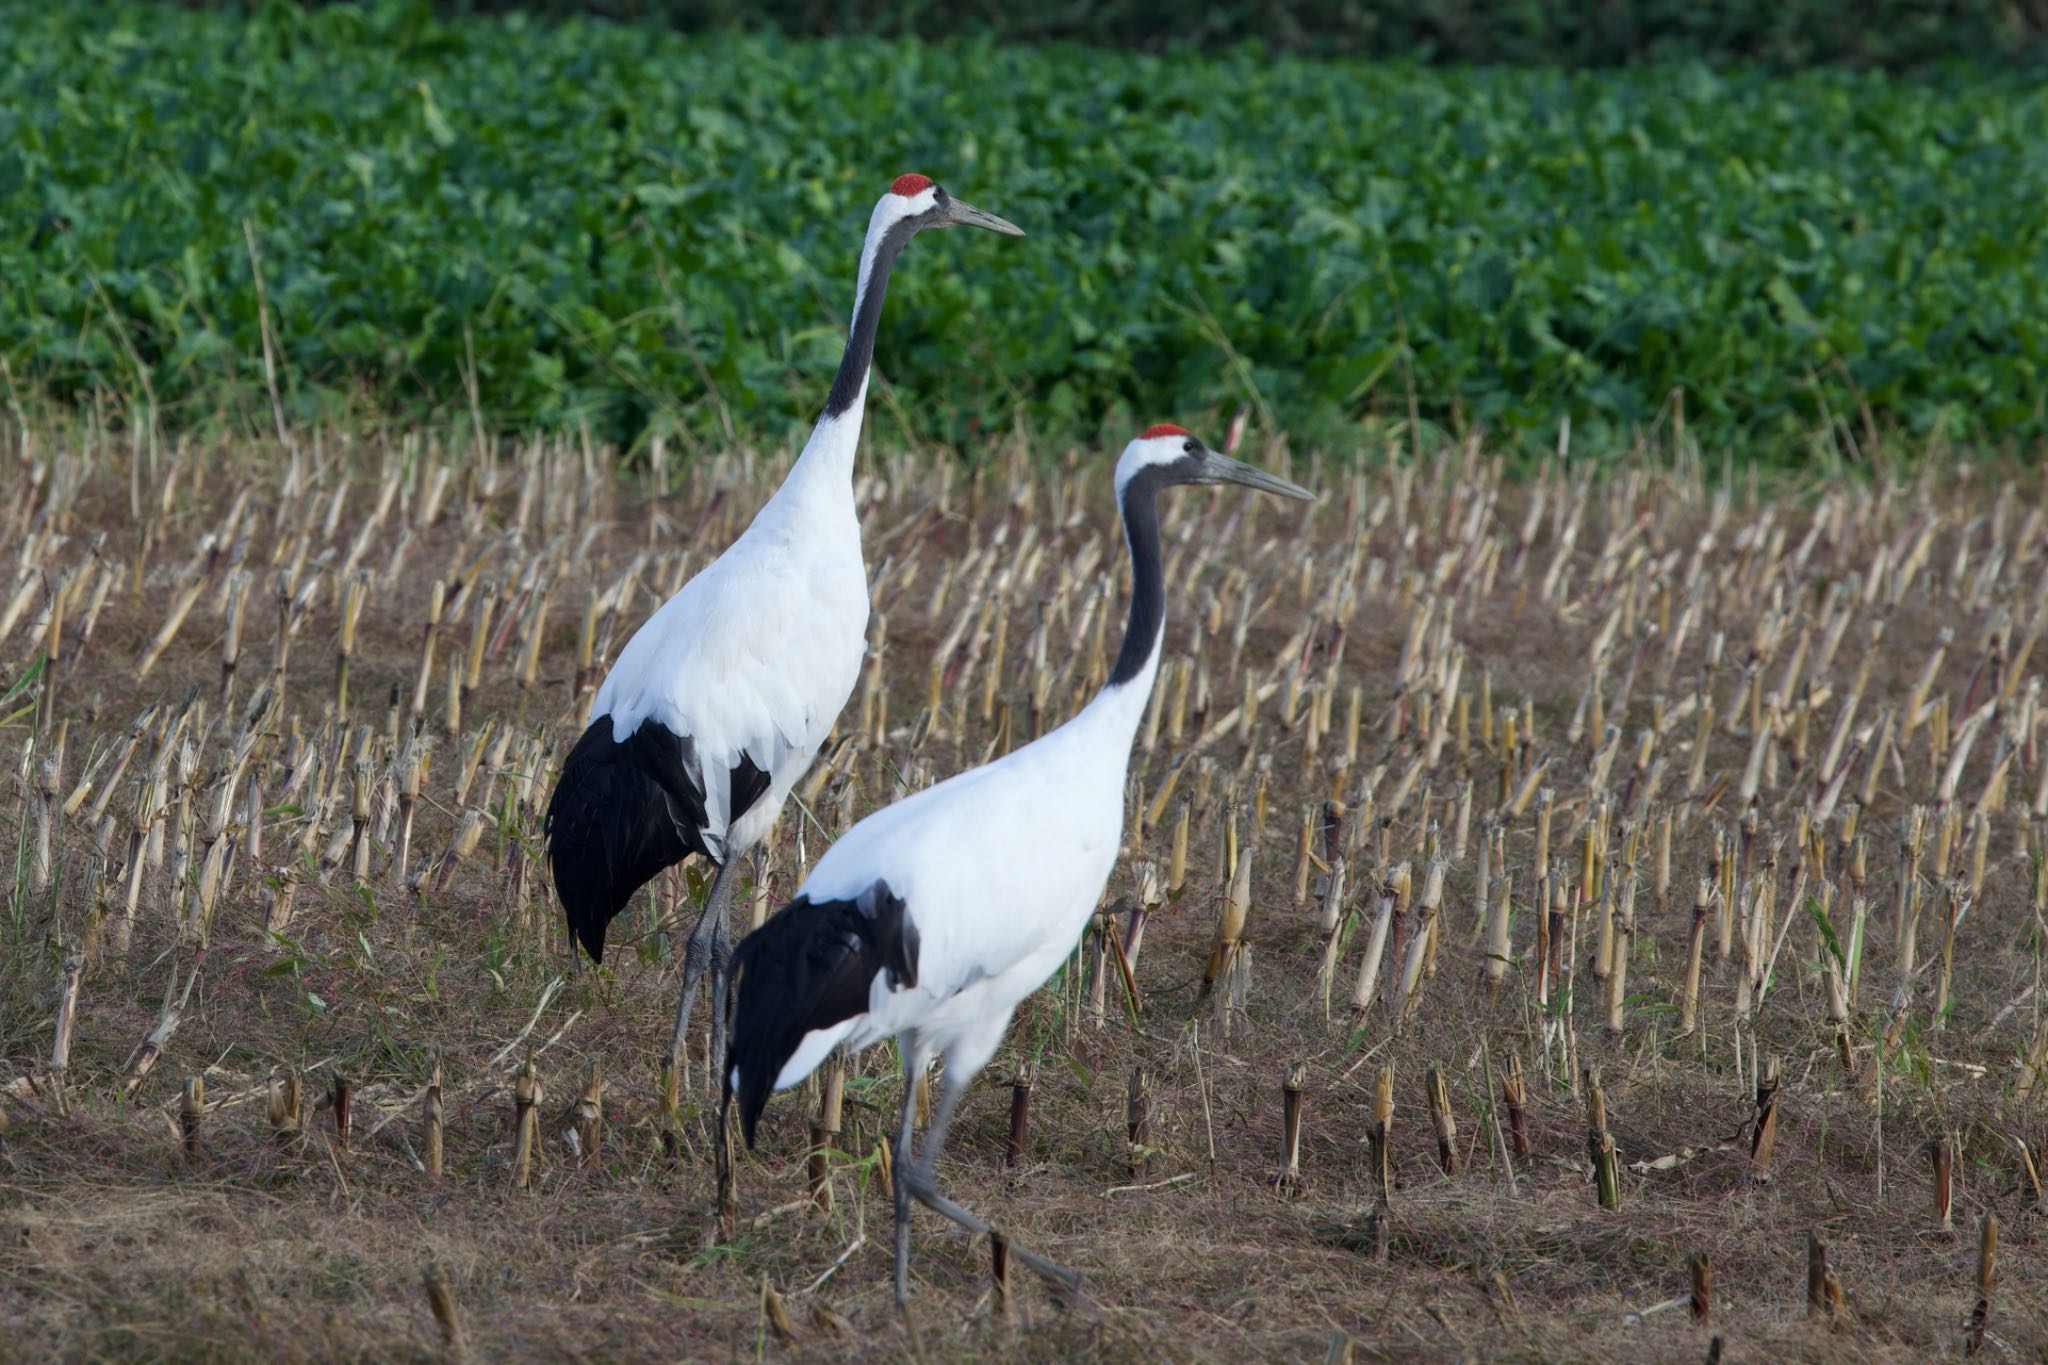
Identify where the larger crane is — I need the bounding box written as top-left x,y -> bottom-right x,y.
544,176 -> 1023,1076
722,425 -> 1313,1303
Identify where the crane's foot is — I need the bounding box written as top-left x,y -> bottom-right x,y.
901,1162 -> 1082,1299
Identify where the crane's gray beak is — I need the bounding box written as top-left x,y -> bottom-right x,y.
1194,448 -> 1315,501
940,197 -> 1025,236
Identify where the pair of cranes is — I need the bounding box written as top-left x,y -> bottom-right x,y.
543,174 -> 1313,1305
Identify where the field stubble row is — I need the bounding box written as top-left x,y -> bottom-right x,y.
0,422 -> 2043,1359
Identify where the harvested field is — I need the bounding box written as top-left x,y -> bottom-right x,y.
1,426 -> 2044,1361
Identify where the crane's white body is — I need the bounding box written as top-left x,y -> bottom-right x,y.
768,647 -> 1159,1090
737,434 -> 1241,1102
592,398 -> 870,861
548,175 -> 1020,1081
586,186 -> 935,864
721,429 -> 1310,1305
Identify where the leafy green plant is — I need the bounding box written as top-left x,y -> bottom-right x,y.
5,1 -> 2046,457
458,0 -> 2048,70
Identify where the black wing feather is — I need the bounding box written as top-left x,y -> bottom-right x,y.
544,717 -> 710,962
725,883 -> 918,1146
729,752 -> 771,825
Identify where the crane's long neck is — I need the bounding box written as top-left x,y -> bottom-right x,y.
1090,469 -> 1171,733
824,218 -> 912,424
781,214 -> 917,499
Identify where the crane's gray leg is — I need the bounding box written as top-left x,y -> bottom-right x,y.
901,1070 -> 1082,1297
892,1042 -> 928,1309
706,898 -> 737,1077
709,844 -> 768,1064
667,856 -> 740,1078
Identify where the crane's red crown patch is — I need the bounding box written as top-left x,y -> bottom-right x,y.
890,173 -> 935,197
1140,423 -> 1193,440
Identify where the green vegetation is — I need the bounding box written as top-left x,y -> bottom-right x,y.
465,0 -> 2048,70
6,0 -> 2047,455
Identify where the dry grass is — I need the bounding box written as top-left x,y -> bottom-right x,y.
1,424 -> 2045,1362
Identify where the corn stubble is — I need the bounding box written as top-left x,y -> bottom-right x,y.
0,424 -> 2041,1359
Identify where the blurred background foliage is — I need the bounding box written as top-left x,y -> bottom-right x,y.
381,0 -> 2048,69
8,0 -> 2046,459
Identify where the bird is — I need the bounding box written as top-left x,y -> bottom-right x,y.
543,174 -> 1023,1078
721,424 -> 1314,1304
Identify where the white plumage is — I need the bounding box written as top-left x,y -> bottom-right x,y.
724,424 -> 1314,1304
590,436 -> 869,860
772,672 -> 1141,1088
543,176 -> 1022,1075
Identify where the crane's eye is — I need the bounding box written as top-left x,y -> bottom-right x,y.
1182,439 -> 1197,454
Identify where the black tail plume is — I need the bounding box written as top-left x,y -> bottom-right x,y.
544,716 -> 707,961
726,884 -> 918,1146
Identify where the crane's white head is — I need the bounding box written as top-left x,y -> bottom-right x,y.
863,172 -> 1024,249
1115,424 -> 1316,502
822,175 -> 1023,419
845,173 -> 1023,328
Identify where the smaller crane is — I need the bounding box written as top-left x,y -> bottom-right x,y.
722,425 -> 1313,1304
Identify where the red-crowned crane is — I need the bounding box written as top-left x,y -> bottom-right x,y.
544,175 -> 1023,1076
722,425 -> 1314,1304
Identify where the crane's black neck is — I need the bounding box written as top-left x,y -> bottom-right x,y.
823,218 -> 920,419
1109,467 -> 1171,688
